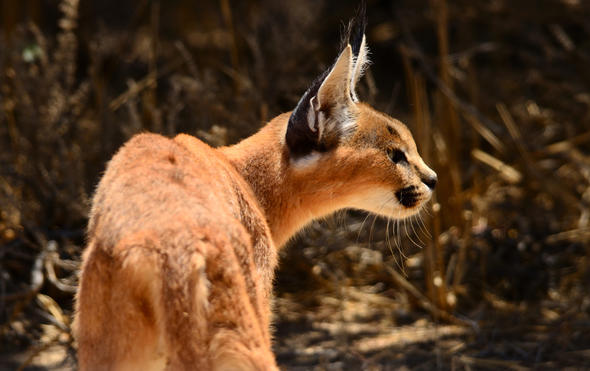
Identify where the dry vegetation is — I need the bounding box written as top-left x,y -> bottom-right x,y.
1,0 -> 589,369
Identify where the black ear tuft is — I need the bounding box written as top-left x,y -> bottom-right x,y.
286,70 -> 330,157
287,3 -> 367,159
347,0 -> 367,58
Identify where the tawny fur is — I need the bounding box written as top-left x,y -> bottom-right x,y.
74,13 -> 437,370
75,134 -> 277,370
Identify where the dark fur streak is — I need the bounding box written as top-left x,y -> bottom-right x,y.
396,186 -> 419,208
286,69 -> 329,157
347,0 -> 367,57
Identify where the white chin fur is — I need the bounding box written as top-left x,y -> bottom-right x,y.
350,187 -> 431,220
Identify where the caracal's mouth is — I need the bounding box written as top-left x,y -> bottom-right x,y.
387,185 -> 432,219
395,186 -> 421,208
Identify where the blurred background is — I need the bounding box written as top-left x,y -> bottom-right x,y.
1,0 -> 589,369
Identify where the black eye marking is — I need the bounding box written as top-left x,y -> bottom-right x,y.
388,148 -> 407,164
387,126 -> 395,135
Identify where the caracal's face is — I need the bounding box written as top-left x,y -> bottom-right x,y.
340,103 -> 437,220
283,25 -> 435,222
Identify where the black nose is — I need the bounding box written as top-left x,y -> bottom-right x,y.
423,175 -> 437,189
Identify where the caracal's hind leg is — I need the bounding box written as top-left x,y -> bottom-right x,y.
74,240 -> 167,371
161,236 -> 277,370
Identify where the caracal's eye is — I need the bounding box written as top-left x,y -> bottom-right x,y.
388,148 -> 407,164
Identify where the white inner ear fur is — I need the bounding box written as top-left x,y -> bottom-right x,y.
310,45 -> 358,142
317,45 -> 353,108
350,35 -> 370,102
307,96 -> 318,133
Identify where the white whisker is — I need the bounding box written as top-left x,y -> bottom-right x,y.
404,218 -> 423,249
416,209 -> 431,239
356,210 -> 374,243
410,214 -> 426,246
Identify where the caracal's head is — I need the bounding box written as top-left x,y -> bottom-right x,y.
284,8 -> 437,220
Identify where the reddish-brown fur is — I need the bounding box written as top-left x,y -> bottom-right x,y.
74,19 -> 436,370
75,134 -> 278,370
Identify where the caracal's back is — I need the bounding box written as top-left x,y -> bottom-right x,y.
75,133 -> 277,370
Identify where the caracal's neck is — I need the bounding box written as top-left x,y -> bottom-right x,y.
220,113 -> 342,248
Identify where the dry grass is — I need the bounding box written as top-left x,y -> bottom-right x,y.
1,0 -> 589,369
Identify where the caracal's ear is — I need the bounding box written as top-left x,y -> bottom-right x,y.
316,45 -> 354,113
286,3 -> 370,159
285,46 -> 355,158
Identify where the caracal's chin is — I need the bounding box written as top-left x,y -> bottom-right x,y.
351,186 -> 432,220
